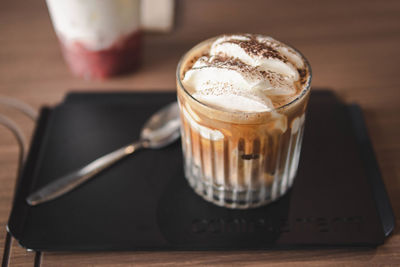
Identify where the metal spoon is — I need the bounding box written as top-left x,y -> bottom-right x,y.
26,102 -> 180,206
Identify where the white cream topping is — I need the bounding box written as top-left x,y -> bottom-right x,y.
46,0 -> 140,51
182,34 -> 306,112
182,107 -> 224,141
211,35 -> 301,80
291,114 -> 306,134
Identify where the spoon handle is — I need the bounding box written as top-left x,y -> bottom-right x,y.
26,140 -> 144,206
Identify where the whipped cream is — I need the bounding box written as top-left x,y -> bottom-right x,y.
182,107 -> 224,141
291,114 -> 306,134
46,0 -> 140,51
182,34 -> 307,112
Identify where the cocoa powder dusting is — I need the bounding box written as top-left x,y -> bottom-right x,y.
221,35 -> 288,63
182,34 -> 310,109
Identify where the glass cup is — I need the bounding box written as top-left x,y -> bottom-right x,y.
46,0 -> 142,79
176,37 -> 312,209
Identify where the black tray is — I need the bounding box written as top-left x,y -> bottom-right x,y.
7,91 -> 394,251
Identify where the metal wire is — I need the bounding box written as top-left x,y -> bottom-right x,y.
0,97 -> 38,121
34,251 -> 42,267
0,98 -> 38,267
0,114 -> 26,267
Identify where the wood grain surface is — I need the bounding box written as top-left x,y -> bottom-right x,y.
1,0 -> 399,266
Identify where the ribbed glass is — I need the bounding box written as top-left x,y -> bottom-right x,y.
179,103 -> 306,209
176,36 -> 312,209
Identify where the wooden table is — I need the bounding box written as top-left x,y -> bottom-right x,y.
1,0 -> 399,265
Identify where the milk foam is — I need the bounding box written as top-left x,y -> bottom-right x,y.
182,34 -> 306,112
182,106 -> 224,141
46,0 -> 140,51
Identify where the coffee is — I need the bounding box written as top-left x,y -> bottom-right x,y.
177,34 -> 311,209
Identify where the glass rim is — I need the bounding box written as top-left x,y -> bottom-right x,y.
176,35 -> 313,115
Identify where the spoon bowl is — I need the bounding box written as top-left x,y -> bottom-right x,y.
141,102 -> 180,148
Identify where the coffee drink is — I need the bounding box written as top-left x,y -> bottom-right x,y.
177,34 -> 311,209
46,0 -> 141,79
